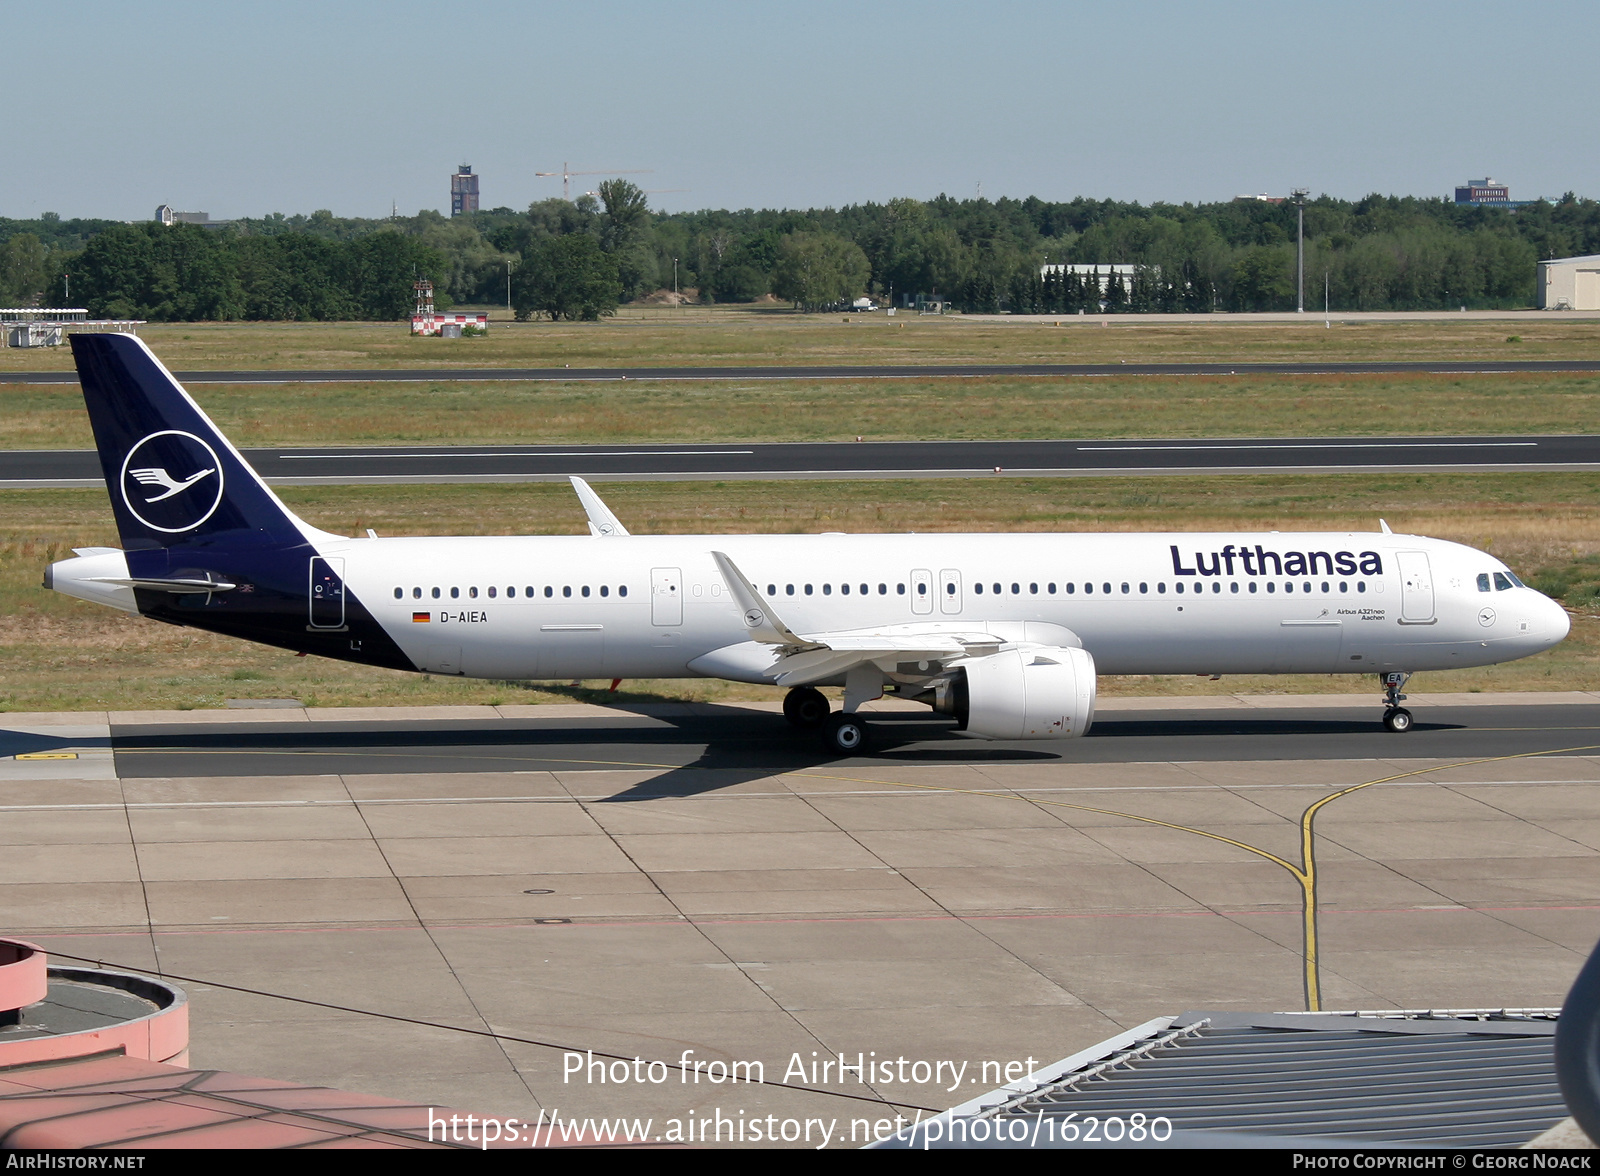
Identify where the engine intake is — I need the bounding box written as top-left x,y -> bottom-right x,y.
935,646 -> 1096,739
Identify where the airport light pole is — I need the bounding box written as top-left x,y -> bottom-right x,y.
1292,188 -> 1309,313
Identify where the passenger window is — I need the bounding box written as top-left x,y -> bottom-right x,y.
806,584 -> 814,595
582,586 -> 590,597
1030,583 -> 1038,594
619,585 -> 628,597
974,583 -> 983,594
1267,582 -> 1276,593
544,586 -> 553,598
878,583 -> 887,595
1048,583 -> 1056,594
413,587 -> 421,599
1339,582 -> 1347,593
1085,583 -> 1094,595
431,587 -> 440,599
1157,583 -> 1166,594
1248,582 -> 1257,593
1230,582 -> 1238,593
1102,583 -> 1111,594
450,587 -> 459,599
1139,582 -> 1147,593
916,583 -> 925,595
1175,582 -> 1183,594
1121,583 -> 1129,594
897,583 -> 905,595
1321,582 -> 1329,593
469,587 -> 478,599
840,583 -> 849,595
526,586 -> 534,597
393,588 -> 402,599
860,584 -> 868,595
823,584 -> 832,595
1212,582 -> 1221,594
563,586 -> 572,598
488,587 -> 497,598
600,585 -> 609,597
1477,574 -> 1492,592
1303,582 -> 1311,593
993,583 -> 1001,594
787,584 -> 795,596
1066,583 -> 1075,594
767,584 -> 776,596
1285,582 -> 1293,593
1493,572 -> 1513,591
946,582 -> 956,595
1357,582 -> 1366,593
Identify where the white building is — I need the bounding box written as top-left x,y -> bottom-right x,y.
1537,254 -> 1600,310
1040,263 -> 1145,291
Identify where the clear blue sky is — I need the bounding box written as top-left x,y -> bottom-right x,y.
8,1 -> 1595,221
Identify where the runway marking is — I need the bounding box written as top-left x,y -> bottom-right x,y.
1077,441 -> 1539,452
274,449 -> 756,460
14,775 -> 1595,814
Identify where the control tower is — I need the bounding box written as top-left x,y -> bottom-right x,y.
450,164 -> 479,217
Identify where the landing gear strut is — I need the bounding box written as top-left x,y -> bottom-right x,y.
1381,672 -> 1413,733
783,686 -> 830,729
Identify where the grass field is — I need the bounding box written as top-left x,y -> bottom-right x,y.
3,372 -> 1597,450
2,475 -> 1594,713
1,311 -> 1597,373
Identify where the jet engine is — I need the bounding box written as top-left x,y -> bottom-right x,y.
934,646 -> 1097,739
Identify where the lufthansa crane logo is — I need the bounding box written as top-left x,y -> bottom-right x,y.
119,431 -> 225,533
744,608 -> 766,628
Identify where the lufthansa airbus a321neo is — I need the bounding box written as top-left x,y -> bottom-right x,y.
46,333 -> 1570,751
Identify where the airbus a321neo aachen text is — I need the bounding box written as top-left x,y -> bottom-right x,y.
47,334 -> 1570,752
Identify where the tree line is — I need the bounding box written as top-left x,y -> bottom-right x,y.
3,187 -> 1597,319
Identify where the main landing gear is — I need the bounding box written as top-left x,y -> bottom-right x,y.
783,686 -> 830,729
784,686 -> 870,753
823,713 -> 867,754
1381,672 -> 1413,733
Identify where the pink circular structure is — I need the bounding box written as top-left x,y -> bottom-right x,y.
0,937 -> 188,1068
0,939 -> 47,1013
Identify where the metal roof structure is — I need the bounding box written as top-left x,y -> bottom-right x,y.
875,1009 -> 1570,1150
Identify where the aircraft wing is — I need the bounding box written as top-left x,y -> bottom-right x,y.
710,551 -> 1010,686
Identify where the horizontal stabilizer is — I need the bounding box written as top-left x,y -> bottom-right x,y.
87,575 -> 237,593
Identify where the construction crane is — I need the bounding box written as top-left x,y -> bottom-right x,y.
535,163 -> 652,202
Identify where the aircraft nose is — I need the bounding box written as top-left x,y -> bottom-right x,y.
1537,592 -> 1571,648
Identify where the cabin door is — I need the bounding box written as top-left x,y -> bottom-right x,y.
1398,551 -> 1435,623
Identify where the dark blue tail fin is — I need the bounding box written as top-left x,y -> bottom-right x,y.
70,333 -> 314,551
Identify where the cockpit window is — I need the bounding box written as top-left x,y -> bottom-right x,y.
1493,572 -> 1514,591
1477,574 -> 1491,592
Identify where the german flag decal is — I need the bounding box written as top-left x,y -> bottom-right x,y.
412,611 -> 431,623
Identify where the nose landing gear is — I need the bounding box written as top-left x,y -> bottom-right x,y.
1381,671 -> 1413,733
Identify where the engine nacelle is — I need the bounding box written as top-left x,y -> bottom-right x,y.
936,646 -> 1097,739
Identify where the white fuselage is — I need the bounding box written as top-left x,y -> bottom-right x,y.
312,529 -> 1568,682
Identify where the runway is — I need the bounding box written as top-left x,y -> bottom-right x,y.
5,358 -> 1600,384
4,434 -> 1595,487
5,698 -> 1595,780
